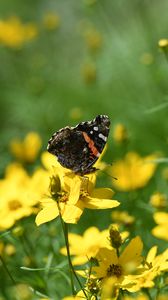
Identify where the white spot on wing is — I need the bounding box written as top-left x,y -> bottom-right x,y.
90,130 -> 93,134
98,133 -> 107,142
93,126 -> 98,131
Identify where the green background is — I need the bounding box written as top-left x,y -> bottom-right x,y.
0,1 -> 168,299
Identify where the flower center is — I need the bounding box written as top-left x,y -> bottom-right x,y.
8,200 -> 22,211
57,191 -> 68,203
80,189 -> 89,197
106,264 -> 123,278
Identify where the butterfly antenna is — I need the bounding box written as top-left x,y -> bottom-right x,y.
96,165 -> 118,180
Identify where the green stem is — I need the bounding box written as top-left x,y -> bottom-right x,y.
163,51 -> 168,63
64,223 -> 87,295
58,206 -> 76,296
145,288 -> 153,300
0,254 -> 16,285
57,202 -> 88,298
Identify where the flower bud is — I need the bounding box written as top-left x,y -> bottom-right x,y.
158,39 -> 168,50
150,192 -> 167,209
12,226 -> 24,237
49,175 -> 60,198
109,225 -> 122,249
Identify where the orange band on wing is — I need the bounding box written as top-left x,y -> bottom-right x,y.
82,132 -> 100,157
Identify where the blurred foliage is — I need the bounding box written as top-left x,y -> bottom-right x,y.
0,0 -> 168,299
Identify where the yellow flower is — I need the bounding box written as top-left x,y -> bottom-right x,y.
81,62 -> 97,84
69,107 -> 83,121
10,132 -> 42,163
149,192 -> 167,209
60,226 -> 129,265
42,12 -> 60,30
111,152 -> 157,191
15,283 -> 32,300
158,39 -> 168,49
92,236 -> 143,292
128,246 -> 168,291
113,123 -> 128,143
0,163 -> 48,230
152,212 -> 168,241
0,189 -> 35,230
111,210 -> 135,226
36,153 -> 120,225
0,16 -> 37,48
84,28 -> 102,53
4,244 -> 16,256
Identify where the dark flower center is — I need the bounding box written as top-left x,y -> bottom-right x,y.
106,264 -> 122,278
8,200 -> 22,211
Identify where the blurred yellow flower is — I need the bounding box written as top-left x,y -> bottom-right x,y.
0,163 -> 49,230
60,226 -> 129,265
111,210 -> 135,226
36,152 -> 120,225
111,152 -> 158,191
158,39 -> 168,49
113,123 -> 128,143
149,192 -> 167,209
4,244 -> 16,256
81,62 -> 97,84
157,295 -> 168,300
69,107 -> 83,120
42,12 -> 60,30
92,236 -> 143,293
10,132 -> 42,163
152,212 -> 168,241
84,28 -> 102,53
0,193 -> 35,230
123,295 -> 148,300
63,289 -> 95,300
0,16 -> 37,48
140,52 -> 154,65
15,283 -> 32,300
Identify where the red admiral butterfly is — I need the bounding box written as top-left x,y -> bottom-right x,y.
47,115 -> 110,176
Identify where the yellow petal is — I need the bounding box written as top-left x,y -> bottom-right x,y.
72,255 -> 89,266
152,225 -> 168,241
119,236 -> 143,267
68,176 -> 82,205
35,204 -> 59,226
153,212 -> 168,224
146,246 -> 157,263
62,204 -> 83,224
84,197 -> 120,209
91,188 -> 114,199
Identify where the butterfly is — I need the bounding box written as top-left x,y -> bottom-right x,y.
47,115 -> 110,176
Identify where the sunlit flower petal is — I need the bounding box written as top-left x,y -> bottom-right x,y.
84,197 -> 120,209
119,236 -> 143,267
35,198 -> 59,226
